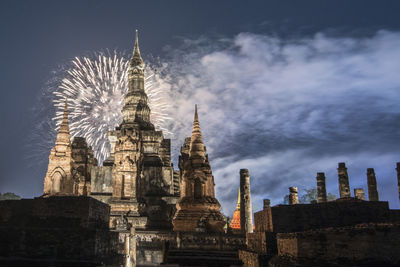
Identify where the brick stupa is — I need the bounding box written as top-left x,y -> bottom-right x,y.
172,105 -> 225,232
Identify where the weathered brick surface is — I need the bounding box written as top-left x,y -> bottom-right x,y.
271,201 -> 393,233
0,197 -> 118,266
241,200 -> 400,266
247,232 -> 267,254
238,249 -> 269,267
254,208 -> 273,233
277,223 -> 400,264
0,196 -> 109,229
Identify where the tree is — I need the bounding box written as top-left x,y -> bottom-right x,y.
299,188 -> 317,204
0,192 -> 21,201
282,188 -> 337,204
282,194 -> 289,205
327,193 -> 336,201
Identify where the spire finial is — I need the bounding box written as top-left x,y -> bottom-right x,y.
130,29 -> 143,67
194,104 -> 198,122
133,29 -> 141,57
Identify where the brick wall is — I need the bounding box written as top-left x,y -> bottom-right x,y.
254,207 -> 273,233
277,223 -> 400,264
0,196 -> 109,229
271,201 -> 392,233
0,197 -> 118,266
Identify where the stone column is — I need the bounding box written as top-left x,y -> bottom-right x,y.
130,227 -> 136,267
396,163 -> 400,201
263,199 -> 273,232
240,169 -> 253,233
367,168 -> 379,201
316,172 -> 327,203
124,233 -> 131,267
263,199 -> 271,209
337,162 -> 351,198
354,188 -> 365,200
289,187 -> 299,205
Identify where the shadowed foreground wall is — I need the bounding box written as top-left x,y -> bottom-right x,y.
0,196 -> 119,267
277,223 -> 400,264
239,199 -> 400,267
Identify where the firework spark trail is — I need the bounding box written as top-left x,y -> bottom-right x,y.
53,51 -> 171,164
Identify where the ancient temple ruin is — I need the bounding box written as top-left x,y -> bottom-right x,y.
43,101 -> 97,196
30,31 -> 400,266
39,31 -> 245,265
239,163 -> 400,267
172,105 -> 225,232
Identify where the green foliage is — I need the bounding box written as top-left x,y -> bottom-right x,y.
327,192 -> 336,201
299,188 -> 317,204
0,192 -> 21,201
282,188 -> 336,204
283,194 -> 289,205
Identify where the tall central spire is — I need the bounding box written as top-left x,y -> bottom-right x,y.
121,30 -> 152,128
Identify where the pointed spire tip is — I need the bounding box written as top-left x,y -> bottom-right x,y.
194,104 -> 198,121
132,29 -> 143,62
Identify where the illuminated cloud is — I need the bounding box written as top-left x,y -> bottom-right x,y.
159,30 -> 400,215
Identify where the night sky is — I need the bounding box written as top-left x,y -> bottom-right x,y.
1,0 -> 400,215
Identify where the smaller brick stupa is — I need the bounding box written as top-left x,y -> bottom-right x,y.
173,105 -> 225,232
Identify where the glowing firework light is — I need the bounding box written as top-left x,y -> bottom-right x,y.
52,51 -> 171,164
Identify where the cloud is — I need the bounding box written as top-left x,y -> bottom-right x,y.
155,30 -> 400,216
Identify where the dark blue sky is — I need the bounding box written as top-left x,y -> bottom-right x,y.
1,0 -> 400,213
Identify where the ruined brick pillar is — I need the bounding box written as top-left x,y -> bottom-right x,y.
367,168 -> 379,201
396,163 -> 400,201
354,188 -> 365,200
337,162 -> 351,198
240,169 -> 253,234
263,199 -> 273,232
289,187 -> 299,205
263,198 -> 270,209
316,172 -> 327,203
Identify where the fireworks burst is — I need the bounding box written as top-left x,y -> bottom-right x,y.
52,51 -> 171,164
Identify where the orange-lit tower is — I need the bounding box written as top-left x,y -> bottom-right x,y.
230,189 -> 241,230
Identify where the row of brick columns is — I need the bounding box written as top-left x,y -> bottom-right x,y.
288,162 -> 400,204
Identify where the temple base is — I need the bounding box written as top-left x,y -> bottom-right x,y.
173,201 -> 225,232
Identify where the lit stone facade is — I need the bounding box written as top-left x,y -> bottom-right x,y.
43,102 -> 96,196
91,31 -> 179,230
43,101 -> 74,195
42,32 -> 246,265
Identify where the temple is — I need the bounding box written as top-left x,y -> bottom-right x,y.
7,30 -> 397,266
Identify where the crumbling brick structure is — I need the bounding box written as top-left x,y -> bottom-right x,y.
239,163 -> 400,267
173,105 -> 225,232
0,196 -> 119,267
